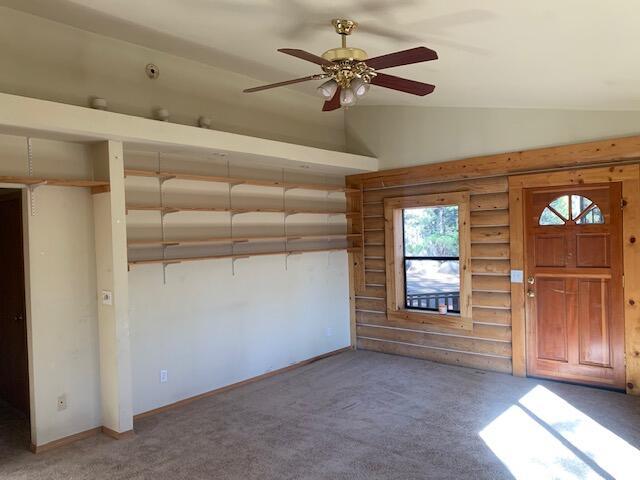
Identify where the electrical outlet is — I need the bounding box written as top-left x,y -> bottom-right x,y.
57,394 -> 67,411
160,369 -> 168,383
101,290 -> 113,305
325,327 -> 333,337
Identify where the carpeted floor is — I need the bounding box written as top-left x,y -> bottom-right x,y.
1,350 -> 640,479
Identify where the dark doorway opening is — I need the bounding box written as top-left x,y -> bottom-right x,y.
0,189 -> 30,448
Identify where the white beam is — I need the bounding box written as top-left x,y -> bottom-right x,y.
0,93 -> 378,174
92,140 -> 134,436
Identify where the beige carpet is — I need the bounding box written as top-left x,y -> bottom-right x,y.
1,350 -> 640,479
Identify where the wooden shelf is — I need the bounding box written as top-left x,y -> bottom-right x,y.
128,246 -> 361,267
0,175 -> 109,188
128,234 -> 361,248
124,169 -> 359,194
126,204 -> 356,217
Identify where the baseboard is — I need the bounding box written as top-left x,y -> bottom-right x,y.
30,347 -> 352,453
30,426 -> 102,454
30,426 -> 136,454
134,346 -> 352,421
101,426 -> 135,440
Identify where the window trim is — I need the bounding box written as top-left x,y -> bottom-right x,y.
384,192 -> 472,331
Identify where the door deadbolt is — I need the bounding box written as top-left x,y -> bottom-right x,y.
527,276 -> 535,285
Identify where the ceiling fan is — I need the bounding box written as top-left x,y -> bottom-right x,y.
243,19 -> 438,111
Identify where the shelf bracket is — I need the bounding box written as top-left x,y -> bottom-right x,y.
159,175 -> 176,184
161,207 -> 180,217
231,255 -> 250,275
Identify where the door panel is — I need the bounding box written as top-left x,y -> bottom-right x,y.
535,235 -> 566,267
576,233 -> 609,267
577,279 -> 611,367
525,183 -> 625,389
535,278 -> 569,362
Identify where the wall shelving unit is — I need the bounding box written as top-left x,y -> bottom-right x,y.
124,167 -> 362,270
128,247 -> 361,268
125,204 -> 357,217
0,175 -> 109,189
124,169 -> 360,193
128,233 -> 361,248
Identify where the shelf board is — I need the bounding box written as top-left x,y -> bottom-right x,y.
0,175 -> 109,188
128,233 -> 361,248
128,246 -> 361,267
125,204 -> 355,217
124,169 -> 359,194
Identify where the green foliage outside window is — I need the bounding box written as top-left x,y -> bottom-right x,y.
403,205 -> 459,257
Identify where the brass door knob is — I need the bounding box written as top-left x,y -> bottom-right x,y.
527,290 -> 536,298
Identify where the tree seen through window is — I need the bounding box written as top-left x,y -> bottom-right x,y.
403,205 -> 460,312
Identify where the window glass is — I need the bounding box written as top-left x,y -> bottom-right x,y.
405,259 -> 460,311
540,207 -> 565,225
548,195 -> 569,220
539,194 -> 604,226
403,205 -> 460,313
576,205 -> 604,224
571,195 -> 593,219
403,206 -> 459,257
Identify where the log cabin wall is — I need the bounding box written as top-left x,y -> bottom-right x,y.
345,134 -> 640,377
347,176 -> 513,373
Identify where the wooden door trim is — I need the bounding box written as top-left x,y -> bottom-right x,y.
508,165 -> 640,395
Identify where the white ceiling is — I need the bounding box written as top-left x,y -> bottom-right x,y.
4,0 -> 640,110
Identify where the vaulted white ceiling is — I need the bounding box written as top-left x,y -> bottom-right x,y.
5,0 -> 640,110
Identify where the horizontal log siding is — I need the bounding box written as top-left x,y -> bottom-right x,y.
349,176 -> 513,374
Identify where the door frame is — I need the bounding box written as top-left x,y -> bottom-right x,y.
0,186 -> 34,438
508,165 -> 640,395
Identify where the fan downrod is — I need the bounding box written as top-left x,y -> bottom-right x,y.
322,19 -> 367,62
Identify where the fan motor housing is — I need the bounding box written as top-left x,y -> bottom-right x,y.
321,47 -> 368,62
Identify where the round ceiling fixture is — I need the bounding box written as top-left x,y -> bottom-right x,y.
146,63 -> 160,79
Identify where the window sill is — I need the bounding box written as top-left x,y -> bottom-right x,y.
387,309 -> 472,331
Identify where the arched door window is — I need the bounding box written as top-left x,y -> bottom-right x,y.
539,194 -> 604,225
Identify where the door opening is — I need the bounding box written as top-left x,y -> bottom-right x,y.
0,189 -> 30,443
524,183 -> 625,389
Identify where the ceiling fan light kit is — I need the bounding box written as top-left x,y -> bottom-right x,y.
317,79 -> 338,99
244,19 -> 438,111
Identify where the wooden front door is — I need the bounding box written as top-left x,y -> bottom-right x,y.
524,183 -> 625,389
0,191 -> 30,416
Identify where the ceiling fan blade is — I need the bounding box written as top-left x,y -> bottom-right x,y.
243,75 -> 321,93
322,87 -> 342,111
366,47 -> 438,70
278,48 -> 334,66
371,73 -> 435,96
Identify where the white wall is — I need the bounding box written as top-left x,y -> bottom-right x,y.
0,133 -> 102,445
124,151 -> 351,414
128,253 -> 350,415
0,132 -> 352,444
346,106 -> 640,169
0,7 -> 345,152
23,186 -> 101,446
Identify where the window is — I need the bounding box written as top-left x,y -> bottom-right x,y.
539,194 -> 604,226
403,206 -> 460,313
384,192 -> 472,330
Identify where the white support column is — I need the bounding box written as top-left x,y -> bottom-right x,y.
91,140 -> 134,437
